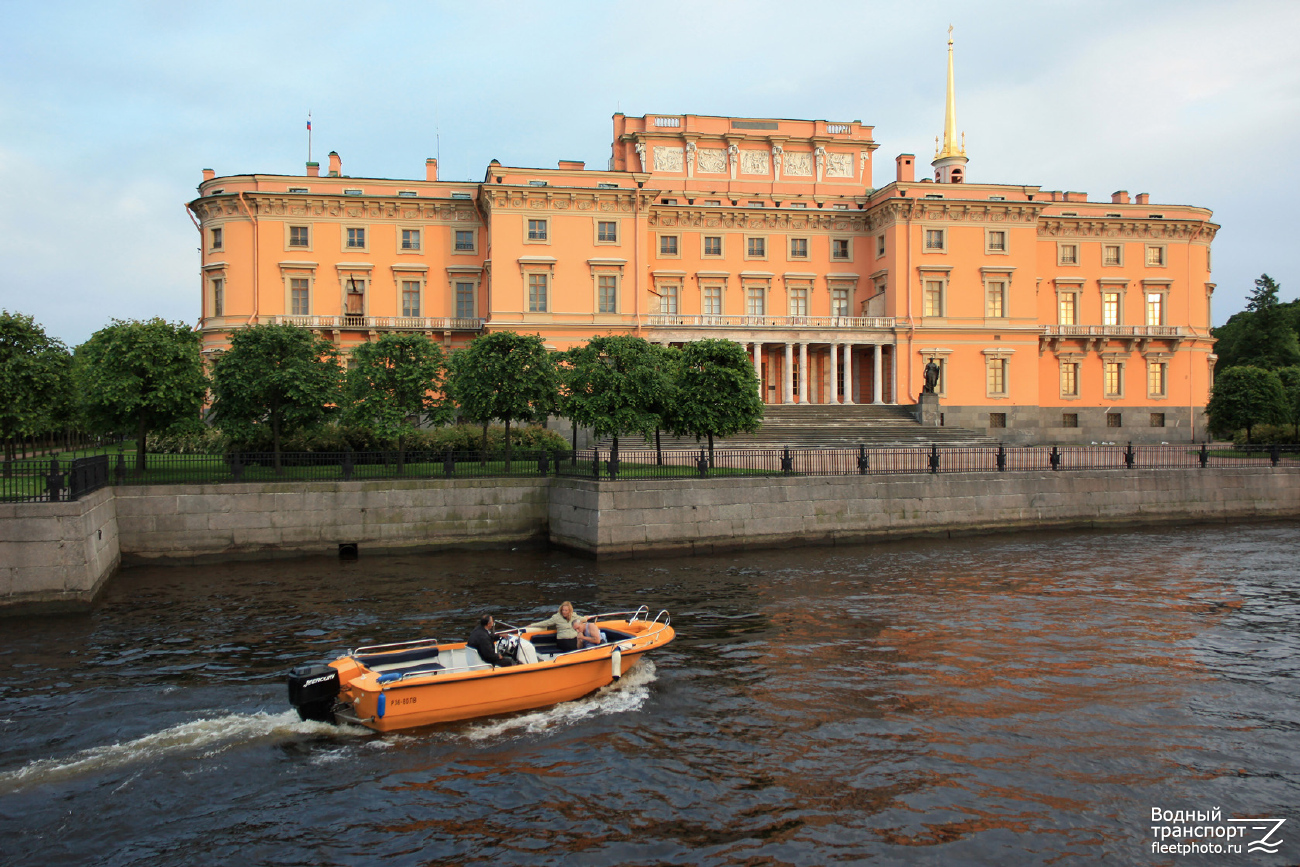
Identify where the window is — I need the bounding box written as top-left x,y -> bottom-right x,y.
661,198 -> 677,205
1148,361 -> 1167,397
1059,292 -> 1077,325
346,227 -> 366,249
989,412 -> 1007,428
210,227 -> 222,250
789,287 -> 808,316
527,219 -> 548,241
528,273 -> 548,311
924,229 -> 945,251
1062,413 -> 1079,428
832,238 -> 850,260
529,180 -> 548,187
598,275 -> 617,313
747,200 -> 765,207
1059,244 -> 1078,265
397,190 -> 417,198
454,230 -> 475,251
923,280 -> 944,317
401,229 -> 420,251
597,221 -> 618,242
1146,292 -> 1165,325
703,236 -> 722,257
659,283 -> 679,314
987,230 -> 1006,252
1104,362 -> 1123,398
746,237 -> 766,258
988,195 -> 1005,201
660,235 -> 679,256
789,202 -> 807,209
456,282 -> 475,319
1107,412 -> 1123,428
703,285 -> 722,316
598,183 -> 619,189
832,287 -> 849,317
987,358 -> 1007,396
211,278 -> 224,317
1150,412 -> 1166,428
290,277 -> 309,315
746,285 -> 765,316
289,225 -> 309,247
343,189 -> 363,196
789,238 -> 808,259
1146,245 -> 1166,266
832,203 -> 849,210
1103,292 -> 1121,326
876,235 -> 885,257
1061,362 -> 1079,397
451,191 -> 472,199
288,187 -> 308,193
986,281 -> 1006,318
704,199 -> 721,206
1103,244 -> 1122,266
401,280 -> 420,317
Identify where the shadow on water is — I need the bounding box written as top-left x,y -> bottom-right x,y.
1,522 -> 1297,866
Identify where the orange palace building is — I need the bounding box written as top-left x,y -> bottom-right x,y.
188,39 -> 1218,444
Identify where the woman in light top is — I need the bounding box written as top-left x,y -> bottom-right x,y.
527,601 -> 602,652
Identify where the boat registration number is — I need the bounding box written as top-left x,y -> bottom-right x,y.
393,696 -> 417,707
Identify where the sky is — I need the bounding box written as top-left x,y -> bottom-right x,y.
1,0 -> 1297,346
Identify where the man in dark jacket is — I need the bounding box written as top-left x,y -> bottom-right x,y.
468,614 -> 514,667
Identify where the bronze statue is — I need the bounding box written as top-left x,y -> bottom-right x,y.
922,357 -> 941,394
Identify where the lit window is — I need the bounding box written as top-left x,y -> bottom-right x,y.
401,229 -> 420,251
789,238 -> 808,259
747,237 -> 766,258
401,280 -> 420,317
289,226 -> 309,247
1059,244 -> 1078,265
291,277 -> 309,315
746,286 -> 765,316
456,282 -> 475,319
703,285 -> 722,316
832,288 -> 849,317
598,275 -> 617,313
210,227 -> 222,250
528,273 -> 548,311
986,281 -> 1006,318
659,283 -> 679,314
211,278 -> 224,317
1105,362 -> 1123,397
1060,362 -> 1079,397
597,221 -> 617,242
1148,361 -> 1167,397
1103,292 -> 1120,326
925,229 -> 945,251
789,287 -> 808,317
923,280 -> 944,317
454,230 -> 474,251
660,236 -> 679,256
1059,293 -> 1077,325
832,239 -> 850,260
1146,246 -> 1165,266
987,358 -> 1007,396
1103,245 -> 1121,266
346,227 -> 365,248
703,236 -> 722,256
527,219 -> 547,241
1146,293 -> 1164,326
987,230 -> 1005,252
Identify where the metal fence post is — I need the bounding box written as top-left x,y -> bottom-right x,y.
1199,443 -> 1208,468
115,451 -> 126,485
539,450 -> 550,476
1050,446 -> 1060,471
592,449 -> 600,479
342,447 -> 354,481
697,449 -> 708,478
1271,444 -> 1280,467
997,443 -> 1007,472
857,444 -> 869,475
444,448 -> 454,478
781,447 -> 793,474
1124,442 -> 1135,470
46,457 -> 62,502
929,444 -> 940,474
608,442 -> 619,479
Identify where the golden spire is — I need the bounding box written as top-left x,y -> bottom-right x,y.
937,25 -> 964,159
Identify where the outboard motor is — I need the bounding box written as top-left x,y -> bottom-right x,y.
287,664 -> 340,722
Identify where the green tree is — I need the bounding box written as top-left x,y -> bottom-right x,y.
560,335 -> 672,456
447,331 -> 557,468
1276,366 -> 1300,442
665,338 -> 764,465
0,312 -> 71,463
210,324 -> 342,472
1213,275 -> 1300,371
1206,365 -> 1288,443
344,333 -> 452,471
77,318 -> 207,474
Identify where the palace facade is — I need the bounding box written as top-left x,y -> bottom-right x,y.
188,38 -> 1218,443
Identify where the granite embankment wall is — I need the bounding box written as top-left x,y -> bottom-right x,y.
2,468 -> 1297,611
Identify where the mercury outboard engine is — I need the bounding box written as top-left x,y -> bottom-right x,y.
287,664 -> 340,722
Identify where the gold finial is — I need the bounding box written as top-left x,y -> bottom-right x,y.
935,26 -> 964,161
948,24 -> 953,45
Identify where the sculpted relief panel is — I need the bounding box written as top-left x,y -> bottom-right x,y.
740,150 -> 770,175
824,152 -> 854,178
696,148 -> 727,174
654,147 -> 684,173
783,152 -> 812,176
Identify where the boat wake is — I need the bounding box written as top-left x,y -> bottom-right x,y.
458,659 -> 658,742
0,710 -> 359,794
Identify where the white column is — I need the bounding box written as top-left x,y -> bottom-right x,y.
873,343 -> 884,404
783,342 -> 794,405
843,343 -> 854,405
828,343 -> 839,404
798,343 -> 809,404
752,342 -> 762,382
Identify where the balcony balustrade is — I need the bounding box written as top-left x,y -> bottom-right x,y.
646,314 -> 896,330
1041,324 -> 1184,338
266,315 -> 485,331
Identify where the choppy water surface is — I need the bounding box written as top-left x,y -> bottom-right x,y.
1,524 -> 1297,866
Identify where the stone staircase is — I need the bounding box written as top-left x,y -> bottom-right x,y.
595,404 -> 999,449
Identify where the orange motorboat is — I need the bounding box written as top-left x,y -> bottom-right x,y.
286,607 -> 674,732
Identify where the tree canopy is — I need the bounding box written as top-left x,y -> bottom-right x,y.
0,312 -> 71,460
344,333 -> 452,462
1213,274 -> 1300,372
210,323 -> 342,470
560,335 -> 673,449
447,331 -> 557,464
76,318 -> 206,472
665,338 -> 764,460
1206,365 -> 1288,443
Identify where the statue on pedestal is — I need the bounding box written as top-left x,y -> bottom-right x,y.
922,357 -> 941,394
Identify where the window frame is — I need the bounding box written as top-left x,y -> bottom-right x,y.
595,272 -> 619,315
984,352 -> 1012,399
702,283 -> 724,317
210,226 -> 223,251
922,277 -> 946,318
744,235 -> 768,261
876,234 -> 886,258
787,284 -> 810,317
658,233 -> 681,258
1146,357 -> 1170,399
788,237 -> 809,261
1103,358 -> 1126,399
744,282 -> 767,316
286,224 -> 312,251
701,235 -> 724,258
454,280 -> 477,320
830,237 -> 852,261
210,277 -> 224,318
984,228 -> 1008,255
656,280 -> 681,314
1057,242 -> 1079,267
1102,243 -> 1124,267
524,218 -> 550,244
594,220 -> 620,245
398,227 -> 422,254
1059,356 -> 1082,399
831,286 -> 851,318
1101,286 -> 1126,327
452,228 -> 478,255
527,271 -> 549,312
1145,244 -> 1167,268
984,278 -> 1008,319
923,227 -> 947,253
1056,287 -> 1081,326
400,278 -> 423,318
288,275 -> 312,317
343,225 -> 368,252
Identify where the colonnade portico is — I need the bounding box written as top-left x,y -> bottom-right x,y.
747,339 -> 893,405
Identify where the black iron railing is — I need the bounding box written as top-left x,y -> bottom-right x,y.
0,454 -> 111,504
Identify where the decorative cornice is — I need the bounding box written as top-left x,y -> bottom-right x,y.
1038,217 -> 1218,241
190,193 -> 481,225
865,200 -> 1043,230
648,210 -> 865,231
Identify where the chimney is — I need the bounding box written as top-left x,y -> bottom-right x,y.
558,160 -> 585,171
1135,192 -> 1150,204
328,151 -> 342,177
306,162 -> 320,177
1111,190 -> 1130,204
895,153 -> 915,183
1064,191 -> 1087,203
425,158 -> 438,181
202,168 -> 215,182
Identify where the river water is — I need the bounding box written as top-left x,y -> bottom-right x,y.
1,523 -> 1297,866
